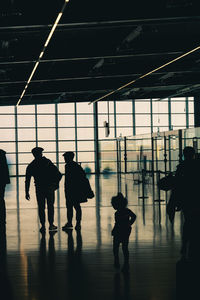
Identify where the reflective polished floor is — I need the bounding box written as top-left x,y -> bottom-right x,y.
0,175 -> 195,300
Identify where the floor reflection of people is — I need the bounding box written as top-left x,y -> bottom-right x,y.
176,259 -> 200,300
27,231 -> 57,300
0,227 -> 14,300
65,229 -> 90,300
113,272 -> 130,300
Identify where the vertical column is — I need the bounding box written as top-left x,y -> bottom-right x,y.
185,97 -> 189,129
132,99 -> 136,136
194,96 -> 200,127
74,102 -> 78,162
114,101 -> 117,138
35,104 -> 38,146
168,98 -> 172,130
124,136 -> 127,173
14,106 -> 19,209
150,98 -> 153,133
94,102 -> 100,174
55,104 -> 60,207
178,129 -> 183,163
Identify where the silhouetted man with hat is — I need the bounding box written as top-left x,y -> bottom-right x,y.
25,147 -> 62,233
62,151 -> 89,230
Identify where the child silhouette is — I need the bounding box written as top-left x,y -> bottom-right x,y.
111,193 -> 136,271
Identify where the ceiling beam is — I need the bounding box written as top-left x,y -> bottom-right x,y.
1,16 -> 200,33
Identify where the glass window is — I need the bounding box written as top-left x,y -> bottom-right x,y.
81,162 -> 95,173
18,153 -> 34,164
58,115 -> 75,127
152,101 -> 168,114
116,101 -> 132,113
18,142 -> 36,152
38,128 -> 55,140
98,115 -> 114,128
77,128 -> 94,140
189,101 -> 194,113
37,141 -> 56,152
18,115 -> 35,127
171,114 -> 186,127
0,115 -> 15,127
189,114 -> 194,127
76,102 -> 93,113
37,115 -> 55,127
18,129 -> 35,141
77,141 -> 94,151
116,114 -> 132,126
59,141 -> 75,152
77,115 -> 93,126
0,106 -> 14,113
135,127 -> 151,135
171,101 -> 185,113
59,128 -> 75,140
0,129 -> 15,141
98,127 -> 115,139
58,103 -> 74,113
6,153 -> 16,165
135,115 -> 151,126
37,104 -> 55,113
0,142 -> 15,153
17,105 -> 35,113
116,128 -> 133,137
153,114 -> 168,127
135,101 -> 150,113
78,151 -> 95,162
98,101 -> 114,113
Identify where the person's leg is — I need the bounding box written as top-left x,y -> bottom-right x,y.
74,202 -> 82,229
46,189 -> 55,227
65,195 -> 74,226
113,237 -> 120,268
122,239 -> 129,269
36,189 -> 46,229
0,184 -> 6,225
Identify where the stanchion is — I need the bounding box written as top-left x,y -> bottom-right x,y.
138,169 -> 149,202
154,170 -> 165,223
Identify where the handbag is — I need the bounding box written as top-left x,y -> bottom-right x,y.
157,173 -> 176,191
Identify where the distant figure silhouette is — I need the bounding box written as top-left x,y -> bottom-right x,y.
111,193 -> 136,271
173,146 -> 200,260
0,150 -> 10,226
25,147 -> 62,233
62,151 -> 94,231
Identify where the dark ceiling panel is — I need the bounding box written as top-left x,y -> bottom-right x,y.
0,0 -> 200,105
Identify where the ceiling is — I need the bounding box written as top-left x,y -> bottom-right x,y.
1,0 -> 200,106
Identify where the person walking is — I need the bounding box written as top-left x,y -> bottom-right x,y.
25,147 -> 62,233
0,149 -> 10,227
62,151 -> 94,231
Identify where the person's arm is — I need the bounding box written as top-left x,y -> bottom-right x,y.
25,165 -> 32,200
128,209 -> 136,225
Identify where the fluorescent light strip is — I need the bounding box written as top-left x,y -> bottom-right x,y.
89,45 -> 200,105
16,0 -> 69,106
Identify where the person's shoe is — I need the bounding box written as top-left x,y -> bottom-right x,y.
62,223 -> 73,230
49,224 -> 57,231
75,223 -> 81,230
40,226 -> 46,233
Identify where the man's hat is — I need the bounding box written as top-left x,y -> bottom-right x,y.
63,151 -> 74,158
31,147 -> 44,154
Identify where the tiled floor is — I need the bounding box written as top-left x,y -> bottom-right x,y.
0,174 -> 194,300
